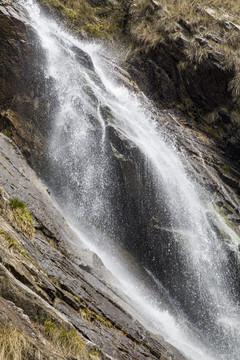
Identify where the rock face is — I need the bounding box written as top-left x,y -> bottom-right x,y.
127,45 -> 240,164
107,107 -> 240,326
0,0 -> 52,173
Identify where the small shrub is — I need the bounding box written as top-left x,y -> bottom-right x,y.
10,198 -> 26,209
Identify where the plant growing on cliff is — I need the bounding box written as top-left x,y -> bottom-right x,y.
39,0 -> 127,40
10,198 -> 26,209
43,320 -> 89,359
0,326 -> 33,360
10,198 -> 34,237
128,0 -> 240,100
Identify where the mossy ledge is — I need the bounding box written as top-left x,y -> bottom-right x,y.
38,0 -> 128,41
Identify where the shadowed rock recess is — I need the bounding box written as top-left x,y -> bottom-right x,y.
0,1 -> 240,360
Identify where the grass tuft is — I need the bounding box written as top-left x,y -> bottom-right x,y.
0,326 -> 32,360
43,320 -> 89,359
10,198 -> 34,237
10,198 -> 26,209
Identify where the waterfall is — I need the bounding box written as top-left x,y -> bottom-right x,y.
19,1 -> 240,359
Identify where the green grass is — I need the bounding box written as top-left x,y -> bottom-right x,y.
221,164 -> 231,172
10,198 -> 34,237
10,198 -> 26,209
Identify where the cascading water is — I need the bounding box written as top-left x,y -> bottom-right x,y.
19,1 -> 240,359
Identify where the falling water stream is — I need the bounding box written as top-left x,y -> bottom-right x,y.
19,1 -> 240,359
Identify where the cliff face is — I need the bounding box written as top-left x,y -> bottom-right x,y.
0,131 -> 183,359
0,0 -> 53,175
0,0 -> 240,359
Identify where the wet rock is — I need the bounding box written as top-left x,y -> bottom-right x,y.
71,45 -> 95,71
218,110 -> 232,124
0,0 -> 52,174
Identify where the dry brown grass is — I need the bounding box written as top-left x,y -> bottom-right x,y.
0,326 -> 32,360
43,320 -> 89,359
38,0 -> 240,103
129,0 -> 240,103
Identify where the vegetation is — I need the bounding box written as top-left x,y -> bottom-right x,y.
10,198 -> 34,237
79,306 -> 113,327
0,325 -> 33,360
0,228 -> 33,261
3,127 -> 12,138
43,320 -> 89,359
39,0 -> 127,40
10,198 -> 26,209
221,164 -> 231,172
1,231 -> 19,251
38,0 -> 240,106
128,0 -> 240,103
